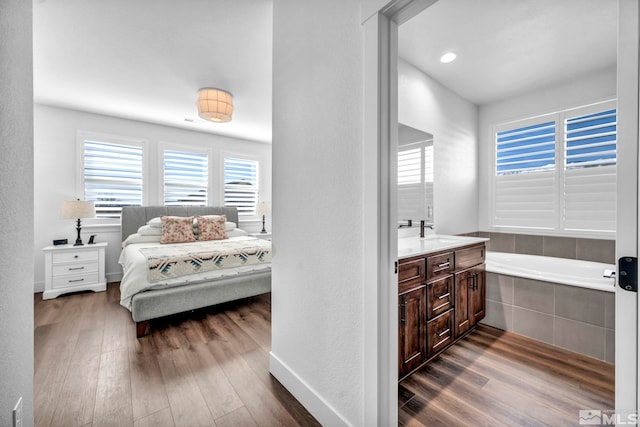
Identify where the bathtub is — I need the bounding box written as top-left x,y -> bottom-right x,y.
485,251 -> 616,293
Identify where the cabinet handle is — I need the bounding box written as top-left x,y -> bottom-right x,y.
432,301 -> 450,312
74,255 -> 79,259
438,328 -> 450,337
437,261 -> 450,268
437,292 -> 450,300
68,278 -> 84,283
68,266 -> 84,271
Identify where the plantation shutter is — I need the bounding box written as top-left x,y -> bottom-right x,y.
163,149 -> 208,206
83,140 -> 143,219
494,121 -> 557,229
224,157 -> 259,216
563,108 -> 617,232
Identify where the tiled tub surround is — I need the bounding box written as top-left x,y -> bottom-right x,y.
474,231 -> 615,264
482,271 -> 615,363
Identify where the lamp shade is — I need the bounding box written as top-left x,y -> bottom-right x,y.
256,201 -> 271,216
60,200 -> 96,220
197,88 -> 233,122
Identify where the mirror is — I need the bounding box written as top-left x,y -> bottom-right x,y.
397,123 -> 434,228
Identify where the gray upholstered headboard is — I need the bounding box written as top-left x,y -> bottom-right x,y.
121,206 -> 239,241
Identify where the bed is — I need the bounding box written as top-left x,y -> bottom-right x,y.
119,206 -> 271,337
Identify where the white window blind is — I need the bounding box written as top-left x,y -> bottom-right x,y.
492,101 -> 616,235
224,157 -> 259,216
163,149 -> 208,206
83,140 -> 143,218
494,120 -> 557,229
398,143 -> 434,223
563,108 -> 617,232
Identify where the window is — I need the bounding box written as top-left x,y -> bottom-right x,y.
82,139 -> 144,219
398,142 -> 434,222
492,101 -> 616,235
223,157 -> 259,216
163,149 -> 208,206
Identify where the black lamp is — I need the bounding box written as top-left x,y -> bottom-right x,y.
256,201 -> 271,234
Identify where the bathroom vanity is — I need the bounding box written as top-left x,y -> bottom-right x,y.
397,235 -> 488,380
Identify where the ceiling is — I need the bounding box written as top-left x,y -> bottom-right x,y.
33,0 -> 273,143
398,0 -> 617,105
33,1 -> 617,144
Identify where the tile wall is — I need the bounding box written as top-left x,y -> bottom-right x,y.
482,273 -> 615,363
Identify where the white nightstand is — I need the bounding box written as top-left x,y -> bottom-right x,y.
251,232 -> 272,241
42,242 -> 107,300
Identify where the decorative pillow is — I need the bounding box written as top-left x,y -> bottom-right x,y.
137,224 -> 163,236
160,216 -> 196,243
197,215 -> 228,241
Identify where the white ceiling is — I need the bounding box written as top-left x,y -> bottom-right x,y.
398,0 -> 617,105
33,0 -> 273,143
33,1 -> 617,144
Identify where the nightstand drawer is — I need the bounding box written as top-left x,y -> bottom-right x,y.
52,250 -> 99,264
52,261 -> 98,277
52,272 -> 99,289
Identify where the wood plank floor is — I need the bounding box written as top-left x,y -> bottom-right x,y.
399,325 -> 615,427
36,284 -> 614,426
34,283 -> 320,427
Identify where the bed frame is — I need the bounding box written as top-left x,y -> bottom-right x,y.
121,206 -> 271,337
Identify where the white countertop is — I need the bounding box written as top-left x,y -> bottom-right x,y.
398,234 -> 489,258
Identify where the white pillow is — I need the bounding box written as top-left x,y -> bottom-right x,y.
147,217 -> 162,228
226,228 -> 248,237
122,233 -> 162,247
137,224 -> 163,236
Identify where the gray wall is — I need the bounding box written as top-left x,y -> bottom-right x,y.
0,0 -> 34,426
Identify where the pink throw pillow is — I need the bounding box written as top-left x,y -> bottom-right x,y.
197,215 -> 228,241
160,216 -> 196,243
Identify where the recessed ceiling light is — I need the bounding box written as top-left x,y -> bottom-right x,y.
440,52 -> 457,64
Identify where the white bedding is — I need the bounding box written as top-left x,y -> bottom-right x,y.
118,236 -> 272,310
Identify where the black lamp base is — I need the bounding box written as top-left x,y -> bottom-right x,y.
260,215 -> 267,233
74,218 -> 84,246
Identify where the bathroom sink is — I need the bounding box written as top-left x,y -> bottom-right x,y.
398,234 -> 489,257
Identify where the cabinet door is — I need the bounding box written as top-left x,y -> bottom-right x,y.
454,269 -> 473,338
399,286 -> 427,377
470,265 -> 486,325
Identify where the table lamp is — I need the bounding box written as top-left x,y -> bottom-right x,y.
60,200 -> 96,246
256,201 -> 271,233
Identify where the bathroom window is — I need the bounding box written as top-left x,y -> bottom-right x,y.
163,149 -> 208,206
492,100 -> 616,235
80,134 -> 145,219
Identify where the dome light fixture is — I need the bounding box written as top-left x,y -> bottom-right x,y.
196,88 -> 233,122
439,52 -> 457,64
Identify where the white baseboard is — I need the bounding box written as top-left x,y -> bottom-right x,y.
269,351 -> 351,427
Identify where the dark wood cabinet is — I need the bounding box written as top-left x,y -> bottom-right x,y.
398,242 -> 486,381
454,264 -> 486,338
399,285 -> 427,377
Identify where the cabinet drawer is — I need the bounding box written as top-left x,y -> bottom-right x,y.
455,244 -> 485,270
426,252 -> 453,282
427,309 -> 454,358
52,261 -> 98,277
398,258 -> 426,293
52,272 -> 99,289
52,250 -> 99,264
427,275 -> 453,319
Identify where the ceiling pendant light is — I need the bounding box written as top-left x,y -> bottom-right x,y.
196,88 -> 233,122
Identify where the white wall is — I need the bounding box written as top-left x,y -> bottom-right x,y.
0,0 -> 34,425
478,67 -> 617,231
398,58 -> 479,235
33,104 -> 272,291
270,0 -> 364,425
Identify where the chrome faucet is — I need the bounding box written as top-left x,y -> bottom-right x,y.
420,220 -> 434,238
